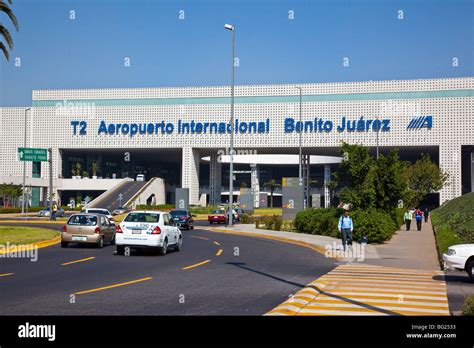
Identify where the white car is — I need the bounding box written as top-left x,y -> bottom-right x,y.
81,208 -> 114,222
136,174 -> 145,182
115,211 -> 182,256
443,244 -> 474,278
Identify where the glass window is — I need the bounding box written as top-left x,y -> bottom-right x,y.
68,215 -> 98,226
124,213 -> 159,223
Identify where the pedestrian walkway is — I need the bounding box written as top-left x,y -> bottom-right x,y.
366,218 -> 440,270
267,264 -> 449,316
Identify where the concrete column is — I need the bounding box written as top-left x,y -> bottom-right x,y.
439,144 -> 462,204
250,164 -> 259,208
324,164 -> 331,208
209,153 -> 222,205
182,147 -> 200,205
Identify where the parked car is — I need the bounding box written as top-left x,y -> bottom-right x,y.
443,244 -> 474,278
115,211 -> 182,256
170,209 -> 195,230
208,209 -> 228,224
136,174 -> 145,182
81,208 -> 114,222
112,206 -> 131,216
61,213 -> 116,248
38,207 -> 65,218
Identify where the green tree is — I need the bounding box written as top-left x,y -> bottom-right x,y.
0,0 -> 19,61
405,154 -> 449,207
91,161 -> 99,177
263,179 -> 281,208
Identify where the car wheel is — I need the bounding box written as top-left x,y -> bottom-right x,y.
209,221 -> 213,224
61,241 -> 68,248
174,236 -> 182,252
116,245 -> 125,255
159,239 -> 168,256
97,236 -> 104,248
467,259 -> 474,278
191,225 -> 194,230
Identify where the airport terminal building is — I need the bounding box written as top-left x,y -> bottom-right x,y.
0,77 -> 473,207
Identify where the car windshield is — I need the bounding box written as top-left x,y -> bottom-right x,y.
211,210 -> 224,214
170,210 -> 187,216
68,215 -> 98,226
124,213 -> 159,223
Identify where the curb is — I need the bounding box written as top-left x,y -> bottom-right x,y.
0,235 -> 61,255
200,226 -> 332,258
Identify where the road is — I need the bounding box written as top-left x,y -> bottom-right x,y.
0,221 -> 336,315
91,180 -> 148,211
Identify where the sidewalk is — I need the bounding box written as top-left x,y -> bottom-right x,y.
365,218 -> 441,271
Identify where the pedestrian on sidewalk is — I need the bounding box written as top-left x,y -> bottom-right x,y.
414,207 -> 423,231
423,207 -> 430,223
50,202 -> 58,221
338,210 -> 353,251
404,209 -> 413,231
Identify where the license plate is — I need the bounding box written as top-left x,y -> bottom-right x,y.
72,236 -> 87,241
132,230 -> 141,234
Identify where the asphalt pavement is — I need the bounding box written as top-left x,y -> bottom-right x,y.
0,221 -> 336,315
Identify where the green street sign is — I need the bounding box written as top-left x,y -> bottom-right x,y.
18,147 -> 48,162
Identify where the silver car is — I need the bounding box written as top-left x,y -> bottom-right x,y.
38,207 -> 65,217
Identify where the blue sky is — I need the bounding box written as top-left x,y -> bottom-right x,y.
0,0 -> 473,106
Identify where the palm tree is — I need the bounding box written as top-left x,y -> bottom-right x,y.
263,179 -> 281,208
325,180 -> 338,207
1,0 -> 19,61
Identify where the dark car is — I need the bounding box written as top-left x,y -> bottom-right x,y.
170,209 -> 195,230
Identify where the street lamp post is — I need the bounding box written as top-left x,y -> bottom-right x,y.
225,23 -> 235,226
295,87 -> 303,206
21,107 -> 31,215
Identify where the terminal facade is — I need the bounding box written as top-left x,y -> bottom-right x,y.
0,77 -> 473,207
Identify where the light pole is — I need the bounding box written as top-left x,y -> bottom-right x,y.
21,107 -> 31,215
225,23 -> 235,226
295,86 -> 303,187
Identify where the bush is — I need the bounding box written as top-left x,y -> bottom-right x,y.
255,215 -> 283,231
274,216 -> 283,231
293,208 -> 397,243
390,207 -> 405,228
135,204 -> 175,211
0,206 -> 49,214
351,209 -> 397,243
463,295 -> 474,316
240,213 -> 257,224
293,208 -> 340,238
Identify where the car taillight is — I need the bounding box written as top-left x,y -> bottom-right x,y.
151,226 -> 161,234
94,227 -> 101,234
116,225 -> 123,233
62,225 -> 67,232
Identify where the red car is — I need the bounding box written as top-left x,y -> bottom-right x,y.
208,209 -> 227,224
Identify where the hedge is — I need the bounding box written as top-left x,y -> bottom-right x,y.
0,206 -> 48,214
463,295 -> 474,316
293,208 -> 399,244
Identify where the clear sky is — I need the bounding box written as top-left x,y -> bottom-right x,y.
0,0 -> 473,106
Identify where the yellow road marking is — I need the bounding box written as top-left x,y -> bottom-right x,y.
213,241 -> 220,246
61,256 -> 96,266
216,249 -> 223,256
74,277 -> 153,295
0,273 -> 14,277
190,235 -> 209,241
182,259 -> 211,270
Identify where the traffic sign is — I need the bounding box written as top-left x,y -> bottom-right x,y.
18,147 -> 48,162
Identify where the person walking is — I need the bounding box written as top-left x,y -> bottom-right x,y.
404,209 -> 413,231
50,202 -> 58,221
338,210 -> 354,251
414,207 -> 423,231
423,207 -> 430,223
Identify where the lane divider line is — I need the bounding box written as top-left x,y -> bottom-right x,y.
216,249 -> 223,256
213,241 -> 220,246
189,235 -> 209,241
0,273 -> 14,277
74,277 -> 153,295
182,259 -> 211,270
61,256 -> 96,266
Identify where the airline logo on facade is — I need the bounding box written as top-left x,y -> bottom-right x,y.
407,116 -> 432,130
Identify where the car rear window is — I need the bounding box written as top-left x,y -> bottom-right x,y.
68,215 -> 98,226
211,210 -> 224,214
87,209 -> 109,215
124,213 -> 160,223
170,210 -> 187,216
